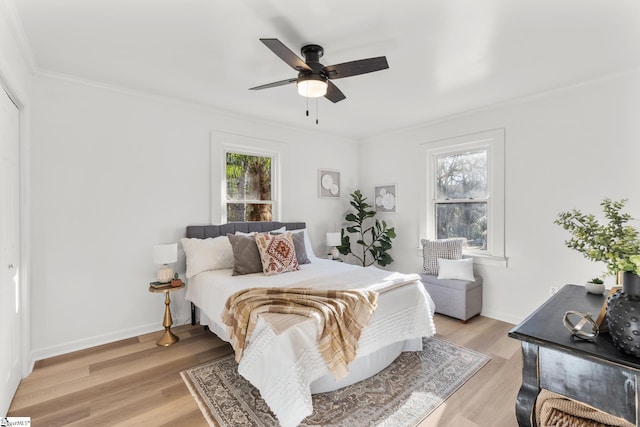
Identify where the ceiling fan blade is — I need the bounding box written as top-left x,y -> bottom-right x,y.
322,56 -> 389,80
260,38 -> 312,72
249,78 -> 297,90
325,81 -> 346,103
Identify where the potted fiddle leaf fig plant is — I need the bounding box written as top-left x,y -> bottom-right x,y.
337,190 -> 396,267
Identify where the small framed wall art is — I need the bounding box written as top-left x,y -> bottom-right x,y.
318,169 -> 340,198
374,184 -> 397,212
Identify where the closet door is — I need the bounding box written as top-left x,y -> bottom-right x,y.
0,88 -> 21,416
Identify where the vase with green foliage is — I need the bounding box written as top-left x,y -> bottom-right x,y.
556,198 -> 640,356
554,198 -> 640,278
337,190 -> 396,267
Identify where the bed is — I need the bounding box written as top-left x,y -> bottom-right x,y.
183,222 -> 436,427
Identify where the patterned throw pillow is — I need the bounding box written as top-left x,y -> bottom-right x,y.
271,230 -> 310,265
255,232 -> 300,275
421,239 -> 463,275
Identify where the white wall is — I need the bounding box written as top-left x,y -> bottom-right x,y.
24,52 -> 640,356
29,74 -> 359,359
359,70 -> 640,324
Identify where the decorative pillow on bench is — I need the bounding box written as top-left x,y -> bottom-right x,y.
437,258 -> 475,282
421,238 -> 463,275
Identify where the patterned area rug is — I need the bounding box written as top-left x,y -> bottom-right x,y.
181,337 -> 490,426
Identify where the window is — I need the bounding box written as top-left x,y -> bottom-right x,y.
435,149 -> 488,250
423,129 -> 505,264
224,150 -> 276,222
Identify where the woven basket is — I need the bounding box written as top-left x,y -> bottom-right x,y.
535,390 -> 634,427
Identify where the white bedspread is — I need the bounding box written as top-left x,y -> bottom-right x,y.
185,259 -> 436,427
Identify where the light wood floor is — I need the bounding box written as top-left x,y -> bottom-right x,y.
8,315 -> 522,426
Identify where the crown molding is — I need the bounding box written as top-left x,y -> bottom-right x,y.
0,0 -> 37,72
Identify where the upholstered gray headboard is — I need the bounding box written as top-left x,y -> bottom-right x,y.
186,221 -> 306,239
185,221 -> 306,325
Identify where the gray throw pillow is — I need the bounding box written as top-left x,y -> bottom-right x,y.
421,239 -> 463,275
227,233 -> 263,276
272,230 -> 310,265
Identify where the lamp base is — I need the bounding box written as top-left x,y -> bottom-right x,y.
330,247 -> 340,260
157,264 -> 173,283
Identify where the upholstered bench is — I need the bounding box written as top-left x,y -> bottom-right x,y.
420,274 -> 483,322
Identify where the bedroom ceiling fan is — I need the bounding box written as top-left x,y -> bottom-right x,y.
249,38 -> 389,103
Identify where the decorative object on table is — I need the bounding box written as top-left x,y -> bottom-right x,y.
318,169 -> 340,198
606,271 -> 640,357
585,277 -> 605,295
153,243 -> 178,283
337,189 -> 396,267
555,198 -> 640,342
374,184 -> 397,213
149,281 -> 171,290
554,198 -> 640,278
326,232 -> 341,260
171,273 -> 184,288
562,310 -> 599,341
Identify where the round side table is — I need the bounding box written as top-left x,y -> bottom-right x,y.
148,283 -> 184,346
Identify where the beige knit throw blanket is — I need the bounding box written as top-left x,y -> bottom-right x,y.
222,287 -> 378,381
536,389 -> 634,427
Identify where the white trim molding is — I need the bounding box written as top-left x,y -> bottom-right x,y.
210,131 -> 285,224
420,128 -> 507,267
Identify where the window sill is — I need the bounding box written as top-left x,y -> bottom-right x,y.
416,247 -> 508,268
463,252 -> 508,268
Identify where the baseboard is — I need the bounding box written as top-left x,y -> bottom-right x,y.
29,318 -> 187,362
480,309 -> 521,326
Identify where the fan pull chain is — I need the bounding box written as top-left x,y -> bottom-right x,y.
306,95 -> 309,117
316,98 -> 319,125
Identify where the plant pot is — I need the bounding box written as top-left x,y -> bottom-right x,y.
606,272 -> 640,357
585,282 -> 605,295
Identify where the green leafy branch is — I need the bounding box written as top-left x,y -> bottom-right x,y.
554,198 -> 640,276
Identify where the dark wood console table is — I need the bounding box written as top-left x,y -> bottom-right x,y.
509,284 -> 640,426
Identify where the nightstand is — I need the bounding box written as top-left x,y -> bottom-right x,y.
148,282 -> 184,346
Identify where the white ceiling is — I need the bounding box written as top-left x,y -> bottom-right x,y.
9,0 -> 640,139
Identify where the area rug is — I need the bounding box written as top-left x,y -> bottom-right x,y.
181,337 -> 490,426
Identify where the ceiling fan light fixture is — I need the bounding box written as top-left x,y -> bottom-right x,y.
297,74 -> 327,98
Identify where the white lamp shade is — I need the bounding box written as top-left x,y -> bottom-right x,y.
326,232 -> 341,247
153,243 -> 177,265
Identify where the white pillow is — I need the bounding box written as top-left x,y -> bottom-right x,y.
234,226 -> 285,236
289,228 -> 316,259
437,258 -> 475,281
180,236 -> 234,278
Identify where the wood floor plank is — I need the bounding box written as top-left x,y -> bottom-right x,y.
9,317 -> 521,426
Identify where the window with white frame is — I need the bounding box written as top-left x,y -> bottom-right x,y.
423,129 -> 505,264
224,148 -> 277,222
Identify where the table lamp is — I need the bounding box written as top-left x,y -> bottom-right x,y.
153,243 -> 177,283
326,232 -> 341,260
